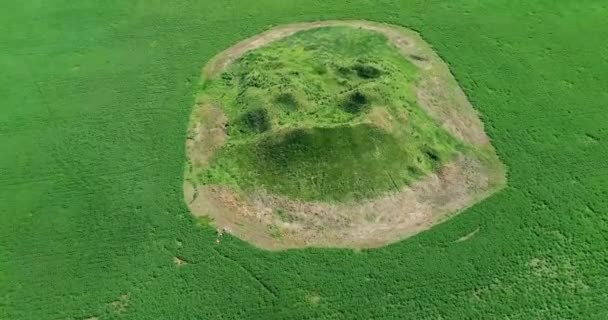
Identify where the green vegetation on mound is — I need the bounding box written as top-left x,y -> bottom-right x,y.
192,27 -> 463,201
3,2 -> 607,319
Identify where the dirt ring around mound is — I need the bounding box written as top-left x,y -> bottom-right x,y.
185,20 -> 506,250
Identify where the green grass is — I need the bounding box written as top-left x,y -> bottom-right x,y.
193,27 -> 462,202
2,1 -> 608,319
201,124 -> 458,202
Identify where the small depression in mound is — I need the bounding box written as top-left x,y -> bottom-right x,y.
184,21 -> 506,250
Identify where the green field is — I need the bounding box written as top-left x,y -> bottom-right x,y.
2,1 -> 608,319
191,26 -> 463,202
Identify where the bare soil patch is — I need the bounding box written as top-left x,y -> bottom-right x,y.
186,102 -> 228,168
187,20 -> 506,250
191,154 -> 498,249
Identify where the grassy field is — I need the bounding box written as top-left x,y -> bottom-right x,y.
2,1 -> 608,319
191,26 -> 464,202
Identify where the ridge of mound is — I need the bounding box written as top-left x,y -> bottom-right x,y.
184,21 -> 506,249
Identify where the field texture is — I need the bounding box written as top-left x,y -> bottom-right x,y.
2,1 -> 608,319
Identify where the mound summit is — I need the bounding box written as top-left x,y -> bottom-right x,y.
184,21 -> 506,250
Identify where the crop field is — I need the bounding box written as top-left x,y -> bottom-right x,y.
2,1 -> 608,319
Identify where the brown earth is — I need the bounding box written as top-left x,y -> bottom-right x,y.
185,20 -> 506,250
185,102 -> 228,168
188,154 -> 500,249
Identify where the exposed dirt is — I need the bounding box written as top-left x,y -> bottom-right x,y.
187,20 -> 506,250
186,102 -> 228,168
190,154 -> 497,249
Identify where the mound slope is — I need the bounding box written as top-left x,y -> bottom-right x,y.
184,21 -> 506,249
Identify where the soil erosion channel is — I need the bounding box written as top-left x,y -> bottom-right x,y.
184,20 -> 506,250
